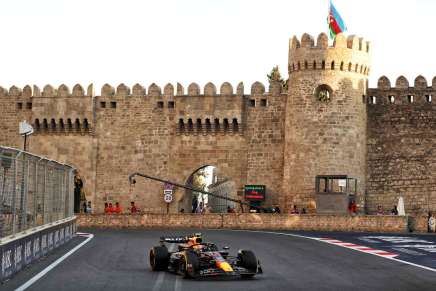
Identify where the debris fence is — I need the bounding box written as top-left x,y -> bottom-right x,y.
0,147 -> 75,238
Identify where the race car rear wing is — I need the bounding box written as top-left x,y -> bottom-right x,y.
160,233 -> 202,243
160,236 -> 189,243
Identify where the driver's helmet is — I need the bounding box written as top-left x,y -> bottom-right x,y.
192,244 -> 205,250
187,234 -> 202,247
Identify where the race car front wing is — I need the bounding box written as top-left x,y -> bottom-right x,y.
197,264 -> 262,277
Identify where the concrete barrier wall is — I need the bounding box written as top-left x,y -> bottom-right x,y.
77,214 -> 410,233
411,215 -> 429,233
0,217 -> 77,282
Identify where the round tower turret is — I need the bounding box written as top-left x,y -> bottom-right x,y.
283,32 -> 371,212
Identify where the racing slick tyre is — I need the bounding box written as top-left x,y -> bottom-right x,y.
150,246 -> 169,271
237,250 -> 258,278
180,250 -> 199,279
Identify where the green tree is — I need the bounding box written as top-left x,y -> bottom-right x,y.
191,168 -> 209,204
192,168 -> 208,191
267,66 -> 288,91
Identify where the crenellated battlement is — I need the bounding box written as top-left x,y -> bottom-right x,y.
98,81 -> 278,98
3,81 -> 285,139
0,81 -> 285,99
0,84 -> 94,98
375,75 -> 436,90
288,33 -> 370,76
289,32 -> 370,52
368,75 -> 436,105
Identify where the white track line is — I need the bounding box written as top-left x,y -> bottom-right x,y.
174,275 -> 182,291
151,271 -> 166,291
151,244 -> 176,291
15,233 -> 94,291
226,229 -> 436,273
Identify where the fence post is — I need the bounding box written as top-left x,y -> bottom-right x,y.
63,170 -> 68,218
33,159 -> 42,227
54,166 -> 58,222
0,152 -> 10,238
0,152 -> 8,238
47,164 -> 52,224
62,169 -> 65,220
70,170 -> 74,217
59,169 -> 64,221
20,153 -> 29,231
0,166 -> 2,238
11,151 -> 22,235
42,161 -> 47,224
33,159 -> 37,227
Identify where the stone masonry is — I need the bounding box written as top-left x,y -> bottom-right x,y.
0,32 -> 435,215
76,213 -> 410,233
284,33 -> 370,211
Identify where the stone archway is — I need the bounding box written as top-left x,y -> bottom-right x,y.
181,165 -> 214,213
180,165 -> 236,213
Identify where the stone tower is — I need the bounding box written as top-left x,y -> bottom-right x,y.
282,32 -> 371,211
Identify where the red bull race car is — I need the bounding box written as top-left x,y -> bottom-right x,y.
149,233 -> 262,279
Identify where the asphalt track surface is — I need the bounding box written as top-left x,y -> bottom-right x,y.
3,229 -> 436,291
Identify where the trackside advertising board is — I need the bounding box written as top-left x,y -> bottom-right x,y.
0,219 -> 76,282
244,185 -> 266,201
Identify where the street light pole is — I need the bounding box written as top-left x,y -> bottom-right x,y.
19,120 -> 34,152
24,134 -> 28,152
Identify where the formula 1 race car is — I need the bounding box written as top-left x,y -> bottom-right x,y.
149,233 -> 262,279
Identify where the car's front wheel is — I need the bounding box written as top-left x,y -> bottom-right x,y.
150,246 -> 169,271
237,249 -> 258,278
179,250 -> 199,278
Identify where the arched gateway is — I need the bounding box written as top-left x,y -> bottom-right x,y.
181,165 -> 237,213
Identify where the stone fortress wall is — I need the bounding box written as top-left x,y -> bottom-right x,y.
0,81 -> 286,213
367,75 -> 436,215
1,32 -> 435,215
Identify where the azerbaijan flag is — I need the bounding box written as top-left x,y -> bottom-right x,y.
328,0 -> 347,39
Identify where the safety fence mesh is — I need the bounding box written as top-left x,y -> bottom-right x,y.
0,147 -> 75,238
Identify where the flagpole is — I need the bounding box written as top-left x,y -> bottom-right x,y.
327,0 -> 331,38
327,0 -> 331,35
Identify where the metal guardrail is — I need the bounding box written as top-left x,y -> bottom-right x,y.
0,146 -> 75,238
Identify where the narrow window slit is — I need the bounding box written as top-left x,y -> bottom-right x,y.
232,118 -> 239,132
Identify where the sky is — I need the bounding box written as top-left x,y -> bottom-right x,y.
0,0 -> 434,92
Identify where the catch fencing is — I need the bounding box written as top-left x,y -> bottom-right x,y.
0,146 -> 75,239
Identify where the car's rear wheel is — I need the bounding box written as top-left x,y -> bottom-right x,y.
150,246 -> 169,271
180,250 -> 199,278
237,250 -> 258,278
